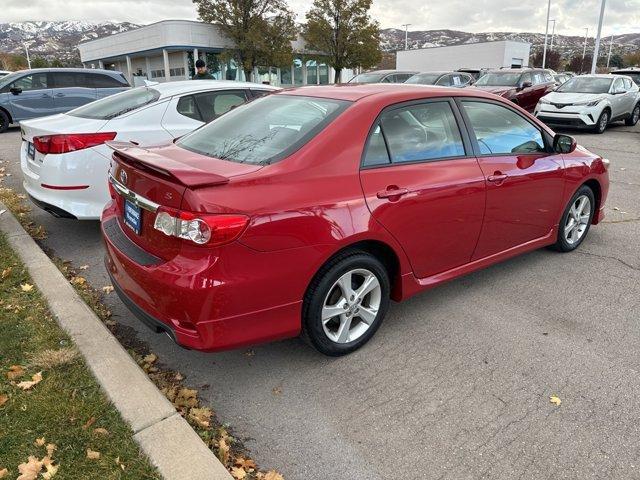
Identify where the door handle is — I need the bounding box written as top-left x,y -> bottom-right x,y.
377,187 -> 409,199
487,173 -> 508,183
41,94 -> 51,98
54,93 -> 65,97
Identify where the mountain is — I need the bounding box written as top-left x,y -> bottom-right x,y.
0,21 -> 140,65
380,28 -> 640,59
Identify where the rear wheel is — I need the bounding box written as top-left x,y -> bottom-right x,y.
553,185 -> 595,252
625,103 -> 640,126
0,110 -> 9,134
302,251 -> 390,356
594,110 -> 609,134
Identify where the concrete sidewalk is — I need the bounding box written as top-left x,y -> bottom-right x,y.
0,202 -> 231,480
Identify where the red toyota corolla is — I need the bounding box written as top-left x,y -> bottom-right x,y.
102,84 -> 609,356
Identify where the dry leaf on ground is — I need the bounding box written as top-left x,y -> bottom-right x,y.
264,471 -> 285,480
82,417 -> 96,430
188,407 -> 212,428
231,467 -> 247,479
143,353 -> 157,364
217,437 -> 230,465
86,449 -> 100,460
102,285 -> 114,294
17,456 -> 43,480
17,372 -> 43,390
46,443 -> 56,457
174,388 -> 198,408
20,283 -> 34,292
7,365 -> 25,380
93,427 -> 109,436
71,277 -> 86,286
34,437 -> 45,447
550,395 -> 562,406
79,265 -> 89,270
1,267 -> 11,279
0,468 -> 8,479
0,395 -> 7,407
235,458 -> 257,470
41,461 -> 59,480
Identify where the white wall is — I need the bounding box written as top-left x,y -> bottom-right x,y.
396,41 -> 531,71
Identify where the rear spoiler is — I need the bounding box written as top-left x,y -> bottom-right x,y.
106,141 -> 229,188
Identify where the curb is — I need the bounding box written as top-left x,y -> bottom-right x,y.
0,203 -> 232,480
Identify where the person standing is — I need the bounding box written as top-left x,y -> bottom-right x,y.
193,59 -> 215,80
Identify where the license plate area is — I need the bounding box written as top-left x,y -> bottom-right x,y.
123,199 -> 142,235
27,142 -> 35,160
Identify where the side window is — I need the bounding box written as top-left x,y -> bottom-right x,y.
12,73 -> 49,91
624,78 -> 633,90
176,95 -> 202,121
461,101 -> 545,155
51,72 -> 77,88
378,101 -> 465,163
381,75 -> 393,83
92,74 -> 127,88
396,74 -> 412,83
612,77 -> 624,93
520,72 -> 532,86
531,72 -> 544,84
250,89 -> 272,99
194,90 -> 247,123
436,75 -> 452,86
363,125 -> 390,167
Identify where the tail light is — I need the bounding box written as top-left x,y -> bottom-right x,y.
33,132 -> 117,155
153,207 -> 249,246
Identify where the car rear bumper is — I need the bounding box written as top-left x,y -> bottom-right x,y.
101,205 -> 307,352
20,141 -> 111,220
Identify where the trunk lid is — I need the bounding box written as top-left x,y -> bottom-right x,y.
109,142 -> 261,260
20,113 -> 111,142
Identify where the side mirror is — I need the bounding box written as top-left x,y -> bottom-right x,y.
518,81 -> 532,90
10,86 -> 22,95
553,133 -> 577,154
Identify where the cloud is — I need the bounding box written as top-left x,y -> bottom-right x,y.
3,0 -> 640,36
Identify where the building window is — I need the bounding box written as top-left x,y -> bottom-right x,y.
170,67 -> 185,77
150,70 -> 165,79
293,58 -> 303,85
280,66 -> 292,85
306,59 -> 318,85
319,63 -> 329,84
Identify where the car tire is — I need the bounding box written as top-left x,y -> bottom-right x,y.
594,109 -> 609,134
552,185 -> 595,252
0,109 -> 9,134
625,103 -> 640,126
302,250 -> 390,356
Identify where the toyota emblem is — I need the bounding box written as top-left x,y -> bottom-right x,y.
119,169 -> 128,185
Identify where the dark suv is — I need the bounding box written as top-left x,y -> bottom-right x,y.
472,68 -> 556,112
0,68 -> 129,132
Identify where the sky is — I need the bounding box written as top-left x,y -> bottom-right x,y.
3,0 -> 640,36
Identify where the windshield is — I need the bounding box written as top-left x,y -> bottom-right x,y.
67,87 -> 160,120
557,77 -> 612,94
349,73 -> 385,83
475,73 -> 521,87
405,74 -> 442,85
0,71 -> 27,89
613,72 -> 640,86
177,95 -> 351,165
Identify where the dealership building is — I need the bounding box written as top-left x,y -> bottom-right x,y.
396,40 -> 531,71
78,20 -> 351,86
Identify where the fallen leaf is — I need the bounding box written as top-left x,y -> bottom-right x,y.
231,467 -> 247,479
0,395 -> 8,407
102,285 -> 114,294
7,365 -> 24,380
20,284 -> 34,292
143,353 -> 157,364
82,417 -> 96,430
16,456 -> 42,480
188,407 -> 212,428
79,265 -> 89,270
0,468 -> 8,479
264,471 -> 284,480
1,267 -> 11,279
550,395 -> 562,406
17,372 -> 43,390
218,437 -> 230,465
272,386 -> 282,396
174,388 -> 198,408
41,461 -> 58,480
71,277 -> 86,286
46,443 -> 56,457
86,449 -> 100,460
235,457 -> 257,469
93,428 -> 109,436
174,372 -> 184,381
115,457 -> 126,471
34,437 -> 46,447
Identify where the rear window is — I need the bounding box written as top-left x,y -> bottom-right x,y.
177,95 -> 350,165
68,87 -> 160,120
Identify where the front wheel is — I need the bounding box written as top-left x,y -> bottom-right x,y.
625,103 -> 640,126
302,251 -> 390,356
553,185 -> 595,252
594,110 -> 609,134
0,110 -> 9,134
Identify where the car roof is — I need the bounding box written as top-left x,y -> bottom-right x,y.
279,83 -> 498,102
9,68 -> 124,75
413,71 -> 450,76
359,70 -> 418,75
149,80 -> 280,98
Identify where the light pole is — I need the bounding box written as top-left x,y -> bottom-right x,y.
591,0 -> 606,74
549,19 -> 556,51
542,0 -> 551,68
24,43 -> 31,69
606,32 -> 614,69
580,27 -> 588,73
401,24 -> 411,51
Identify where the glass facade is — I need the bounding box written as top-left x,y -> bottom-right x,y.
293,57 -> 304,85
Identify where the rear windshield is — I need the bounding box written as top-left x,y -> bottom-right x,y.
349,73 -> 385,83
67,87 -> 160,120
177,95 -> 350,165
557,77 -> 612,94
475,73 -> 521,86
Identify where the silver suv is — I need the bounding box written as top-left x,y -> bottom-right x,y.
0,68 -> 130,133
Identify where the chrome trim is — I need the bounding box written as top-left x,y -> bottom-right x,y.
109,173 -> 160,213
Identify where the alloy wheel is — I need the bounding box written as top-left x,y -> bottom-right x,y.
633,105 -> 640,124
563,194 -> 591,245
321,268 -> 381,344
598,112 -> 609,132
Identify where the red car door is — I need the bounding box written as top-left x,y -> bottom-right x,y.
359,99 -> 486,279
458,99 -> 565,260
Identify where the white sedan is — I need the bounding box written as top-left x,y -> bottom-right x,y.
20,80 -> 279,219
535,74 -> 640,134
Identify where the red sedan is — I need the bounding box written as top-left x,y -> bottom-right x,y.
102,84 -> 609,356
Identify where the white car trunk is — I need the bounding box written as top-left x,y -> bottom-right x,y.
20,114 -> 111,142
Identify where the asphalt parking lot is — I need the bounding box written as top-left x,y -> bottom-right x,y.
1,122 -> 639,479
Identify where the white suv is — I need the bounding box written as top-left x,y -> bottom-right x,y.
535,74 -> 640,133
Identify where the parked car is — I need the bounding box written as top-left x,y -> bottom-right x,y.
457,68 -> 489,81
472,68 -> 556,112
20,80 -> 278,220
535,74 -> 640,133
611,67 -> 640,86
102,84 -> 609,356
0,70 -> 11,79
0,68 -> 130,133
405,71 -> 474,87
553,73 -> 571,86
348,70 -> 418,84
